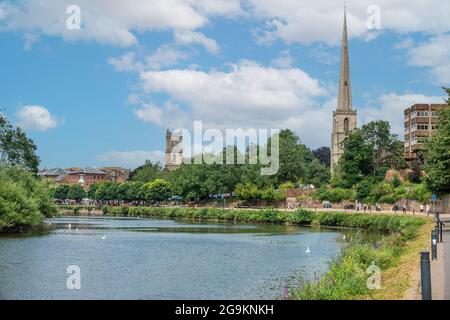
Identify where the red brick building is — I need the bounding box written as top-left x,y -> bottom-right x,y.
39,166 -> 129,189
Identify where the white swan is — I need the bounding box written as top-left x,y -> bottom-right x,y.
305,246 -> 311,255
101,235 -> 106,240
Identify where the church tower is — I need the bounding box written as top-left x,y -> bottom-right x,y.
331,7 -> 357,174
165,129 -> 183,171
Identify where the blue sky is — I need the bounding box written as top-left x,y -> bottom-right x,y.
0,0 -> 449,169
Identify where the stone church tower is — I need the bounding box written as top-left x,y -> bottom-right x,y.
165,129 -> 183,171
331,8 -> 357,174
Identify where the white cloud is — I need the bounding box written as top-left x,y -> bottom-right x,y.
109,45 -> 189,72
394,37 -> 413,50
145,45 -> 189,70
133,101 -> 190,129
360,93 -> 445,137
405,34 -> 450,85
16,105 -> 59,131
2,1 -> 450,49
139,60 -> 327,129
133,57 -> 446,147
108,52 -> 140,72
247,0 -> 450,45
271,50 -> 294,68
130,60 -> 336,147
96,150 -> 165,169
174,30 -> 220,54
0,0 -> 234,47
23,32 -> 40,50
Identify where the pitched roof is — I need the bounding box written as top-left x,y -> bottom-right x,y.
39,168 -> 68,176
83,167 -> 106,174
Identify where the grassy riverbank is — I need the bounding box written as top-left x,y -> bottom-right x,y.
60,205 -> 432,299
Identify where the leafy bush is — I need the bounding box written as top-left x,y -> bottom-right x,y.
314,187 -> 355,203
0,166 -> 57,231
287,209 -> 316,224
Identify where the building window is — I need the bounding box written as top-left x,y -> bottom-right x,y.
344,118 -> 349,132
417,137 -> 428,144
417,111 -> 429,117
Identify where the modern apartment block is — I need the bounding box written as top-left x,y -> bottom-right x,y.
404,103 -> 447,163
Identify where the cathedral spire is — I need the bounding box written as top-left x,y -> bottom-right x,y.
331,6 -> 357,175
337,6 -> 352,111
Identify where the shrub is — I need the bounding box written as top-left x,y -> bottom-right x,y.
314,188 -> 355,203
287,209 -> 316,225
0,166 -> 57,231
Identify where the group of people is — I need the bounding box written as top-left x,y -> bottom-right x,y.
390,203 -> 431,215
354,203 -> 382,212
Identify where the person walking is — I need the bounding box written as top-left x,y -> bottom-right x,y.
402,204 -> 407,214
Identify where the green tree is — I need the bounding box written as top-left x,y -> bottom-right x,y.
169,164 -> 208,201
360,120 -> 405,175
270,130 -> 330,186
88,183 -> 99,200
235,183 -> 261,202
337,132 -> 372,188
127,182 -> 144,201
337,120 -> 405,188
116,182 -> 132,201
95,182 -> 118,201
54,184 -> 70,200
67,185 -> 86,201
408,160 -> 423,183
355,180 -> 373,202
0,115 -> 40,173
130,161 -> 164,183
0,166 -> 57,230
313,147 -> 331,167
261,186 -> 276,201
142,179 -> 173,202
423,88 -> 450,195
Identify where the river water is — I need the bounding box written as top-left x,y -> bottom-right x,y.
0,217 -> 355,300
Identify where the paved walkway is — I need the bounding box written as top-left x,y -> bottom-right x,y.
442,230 -> 450,300
430,224 -> 450,300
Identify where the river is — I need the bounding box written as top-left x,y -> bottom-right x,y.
0,216 -> 358,300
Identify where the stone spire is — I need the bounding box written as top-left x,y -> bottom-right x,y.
330,6 -> 357,175
337,6 -> 353,112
